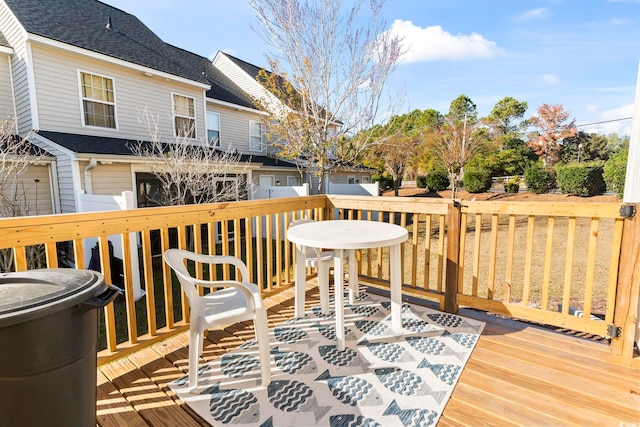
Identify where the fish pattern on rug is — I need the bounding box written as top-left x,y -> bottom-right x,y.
170,291 -> 484,427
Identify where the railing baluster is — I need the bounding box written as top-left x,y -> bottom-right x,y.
487,214 -> 499,299
99,235 -> 117,352
522,215 -> 536,307
141,229 -> 156,336
121,231 -> 137,344
561,217 -> 577,314
160,227 -> 174,329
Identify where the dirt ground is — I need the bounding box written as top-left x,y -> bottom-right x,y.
383,187 -> 620,203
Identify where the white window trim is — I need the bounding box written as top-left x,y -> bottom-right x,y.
206,111 -> 221,147
361,175 -> 371,183
249,120 -> 264,152
172,92 -> 197,139
259,175 -> 275,187
77,69 -> 118,130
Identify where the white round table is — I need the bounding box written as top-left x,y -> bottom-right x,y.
287,220 -> 408,350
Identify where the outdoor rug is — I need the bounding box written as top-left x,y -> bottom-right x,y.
169,291 -> 485,427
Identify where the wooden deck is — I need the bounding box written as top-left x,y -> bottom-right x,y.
96,282 -> 640,427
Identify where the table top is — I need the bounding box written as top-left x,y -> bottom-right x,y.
287,220 -> 408,250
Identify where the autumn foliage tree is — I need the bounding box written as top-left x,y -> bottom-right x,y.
528,104 -> 577,167
423,95 -> 487,198
365,109 -> 441,196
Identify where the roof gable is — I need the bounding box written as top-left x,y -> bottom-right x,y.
164,44 -> 256,109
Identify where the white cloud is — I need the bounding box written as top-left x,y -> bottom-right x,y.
389,20 -> 501,64
607,18 -> 630,25
514,8 -> 552,22
540,74 -> 560,85
579,104 -> 634,135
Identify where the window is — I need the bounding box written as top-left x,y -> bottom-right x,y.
362,175 -> 370,183
249,120 -> 263,151
206,112 -> 220,146
287,176 -> 300,186
348,176 -> 356,184
80,71 -> 116,128
173,94 -> 196,138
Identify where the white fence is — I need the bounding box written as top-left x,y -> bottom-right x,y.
76,191 -> 144,300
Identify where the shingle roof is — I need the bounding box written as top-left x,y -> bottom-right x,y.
37,130 -> 296,168
4,0 -> 208,84
165,45 -> 256,109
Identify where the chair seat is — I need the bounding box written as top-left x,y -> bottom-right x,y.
198,286 -> 258,325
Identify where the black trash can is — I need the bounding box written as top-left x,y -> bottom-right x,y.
0,269 -> 120,427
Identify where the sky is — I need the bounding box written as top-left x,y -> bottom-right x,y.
103,0 -> 639,136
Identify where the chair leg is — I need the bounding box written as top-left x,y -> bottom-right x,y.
318,262 -> 331,315
254,308 -> 271,387
188,328 -> 202,393
348,250 -> 359,304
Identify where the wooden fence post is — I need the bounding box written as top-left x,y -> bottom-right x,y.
444,201 -> 462,314
611,204 -> 640,357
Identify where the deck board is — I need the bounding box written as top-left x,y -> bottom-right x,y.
97,282 -> 640,426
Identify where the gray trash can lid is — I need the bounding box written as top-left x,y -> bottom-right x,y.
0,269 -> 105,327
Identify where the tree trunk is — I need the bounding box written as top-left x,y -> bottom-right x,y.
448,170 -> 458,199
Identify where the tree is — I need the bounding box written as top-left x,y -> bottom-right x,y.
559,131 -> 610,164
527,104 -> 577,167
250,0 -> 403,194
131,108 -> 249,207
423,95 -> 487,198
485,96 -> 528,147
365,109 -> 437,196
0,117 -> 45,271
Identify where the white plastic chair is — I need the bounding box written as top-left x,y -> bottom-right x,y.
164,249 -> 271,392
289,219 -> 358,314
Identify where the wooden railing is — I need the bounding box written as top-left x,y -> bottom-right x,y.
0,195 -> 637,361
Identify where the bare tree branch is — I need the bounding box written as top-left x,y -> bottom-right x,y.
250,0 -> 404,193
130,107 -> 251,206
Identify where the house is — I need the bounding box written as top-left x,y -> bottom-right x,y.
0,0 -> 307,215
0,0 -> 374,217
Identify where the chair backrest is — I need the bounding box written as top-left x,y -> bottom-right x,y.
164,249 -> 250,304
289,218 -> 322,258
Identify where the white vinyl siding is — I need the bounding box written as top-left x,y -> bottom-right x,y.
0,3 -> 31,133
206,103 -> 272,154
79,70 -> 117,128
249,120 -> 263,152
0,164 -> 54,216
0,55 -> 15,117
88,163 -> 133,195
29,45 -> 205,141
172,93 -> 196,138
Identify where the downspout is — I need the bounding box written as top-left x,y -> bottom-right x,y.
84,158 -> 97,194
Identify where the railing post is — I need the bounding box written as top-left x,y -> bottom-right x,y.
611,204 -> 640,357
444,200 -> 462,314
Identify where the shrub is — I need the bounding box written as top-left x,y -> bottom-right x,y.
463,169 -> 491,193
503,175 -> 520,193
524,165 -> 556,194
603,148 -> 628,198
555,163 -> 606,197
372,175 -> 393,191
416,175 -> 427,188
425,170 -> 450,191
